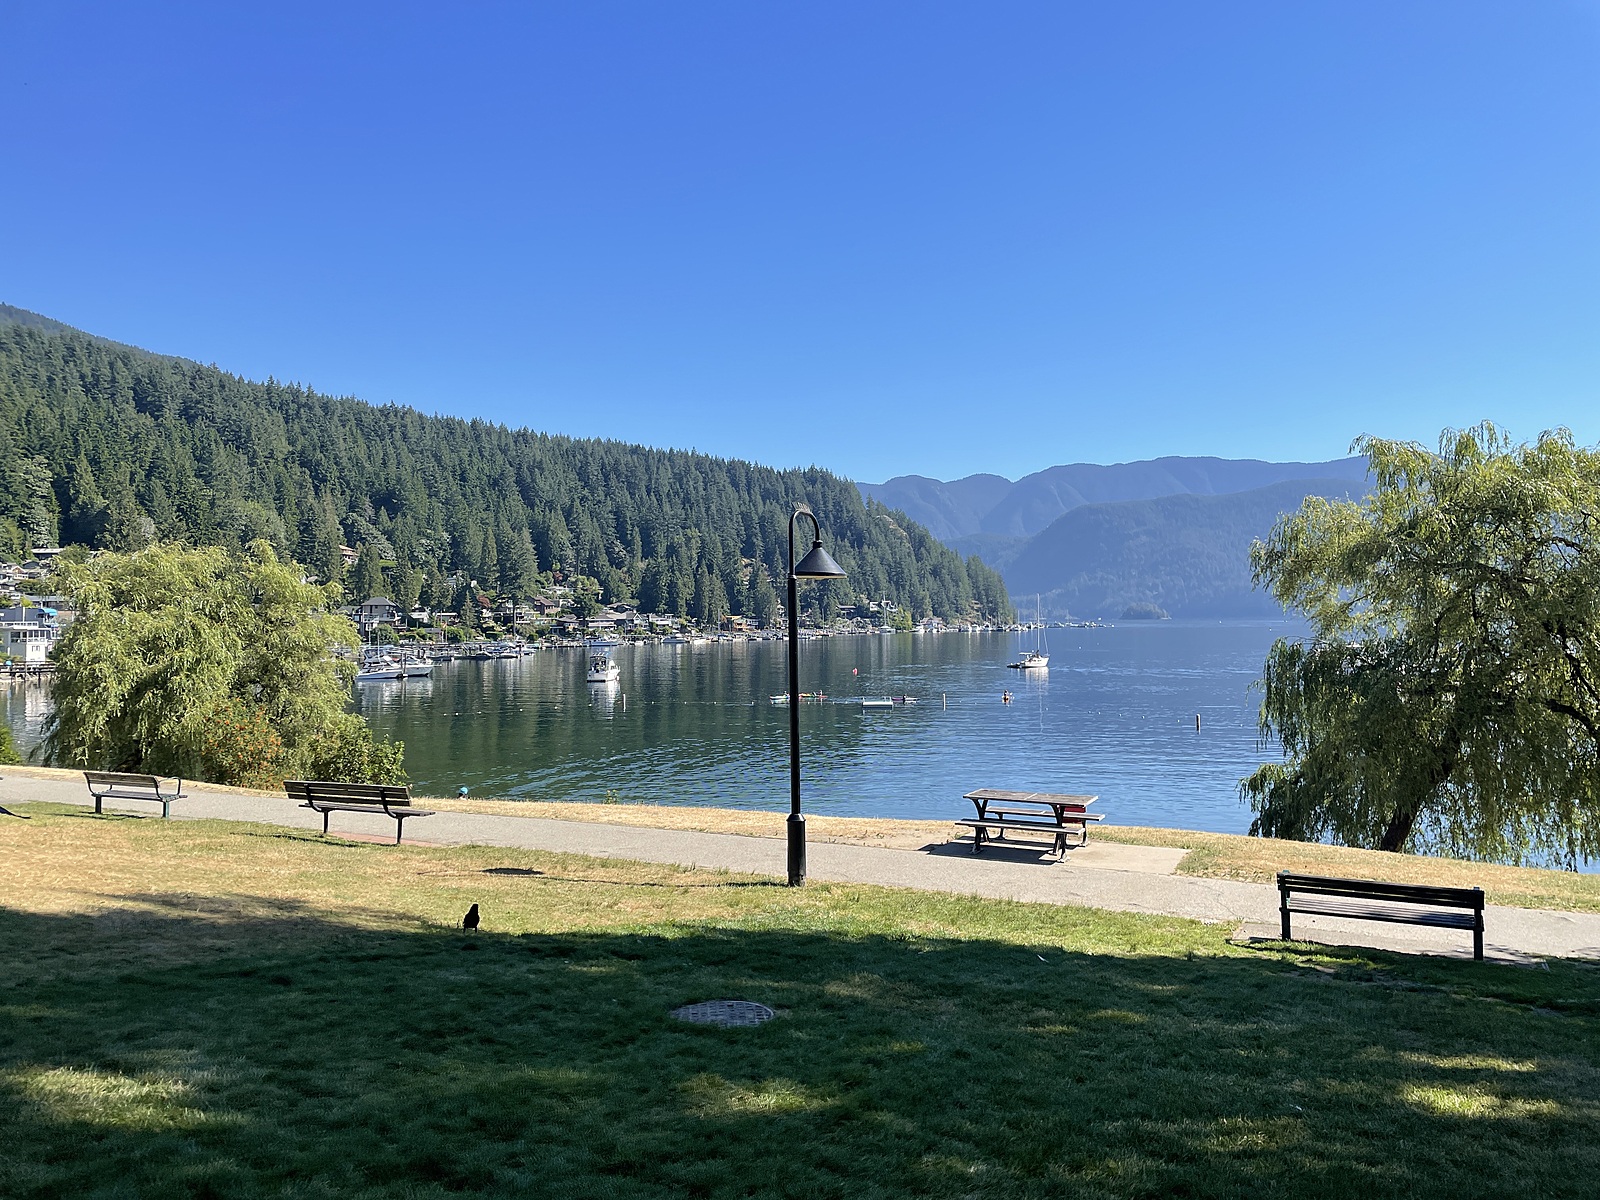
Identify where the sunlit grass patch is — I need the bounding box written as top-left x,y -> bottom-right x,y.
10,1065 -> 219,1131
1401,1084 -> 1562,1120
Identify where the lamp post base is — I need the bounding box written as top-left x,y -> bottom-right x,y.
786,812 -> 806,886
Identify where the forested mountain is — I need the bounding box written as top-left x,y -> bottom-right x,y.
0,307 -> 1012,624
862,455 -> 1371,540
1002,479 -> 1366,619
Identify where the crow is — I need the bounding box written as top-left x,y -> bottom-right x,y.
462,903 -> 480,932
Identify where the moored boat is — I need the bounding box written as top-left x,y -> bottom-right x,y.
587,648 -> 620,684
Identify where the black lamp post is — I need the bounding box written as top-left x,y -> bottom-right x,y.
786,504 -> 846,886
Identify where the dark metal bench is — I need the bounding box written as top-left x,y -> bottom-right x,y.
83,771 -> 185,818
1277,872 -> 1485,960
285,779 -> 435,845
957,788 -> 1104,858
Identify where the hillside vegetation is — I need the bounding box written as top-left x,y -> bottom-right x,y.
0,307 -> 1010,624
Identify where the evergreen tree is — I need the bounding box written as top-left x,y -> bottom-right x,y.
351,543 -> 387,602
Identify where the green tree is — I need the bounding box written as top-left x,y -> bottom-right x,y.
351,543 -> 387,602
571,576 -> 603,621
1243,425 -> 1600,864
42,541 -> 404,786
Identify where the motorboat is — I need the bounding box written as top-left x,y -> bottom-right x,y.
355,662 -> 405,682
587,648 -> 620,684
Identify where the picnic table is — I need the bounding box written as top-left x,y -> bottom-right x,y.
957,788 -> 1103,858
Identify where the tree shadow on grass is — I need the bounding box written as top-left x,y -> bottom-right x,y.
2,903 -> 1599,1200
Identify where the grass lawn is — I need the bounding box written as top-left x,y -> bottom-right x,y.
3,803 -> 1599,1198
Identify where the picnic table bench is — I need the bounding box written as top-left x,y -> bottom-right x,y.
84,771 -> 185,818
1278,872 -> 1485,960
285,779 -> 435,844
957,789 -> 1103,858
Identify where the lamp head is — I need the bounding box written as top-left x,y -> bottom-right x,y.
792,541 -> 846,580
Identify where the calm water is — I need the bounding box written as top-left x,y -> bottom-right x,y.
1,622 -> 1295,831
341,621 -> 1297,832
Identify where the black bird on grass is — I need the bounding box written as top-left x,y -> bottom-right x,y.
462,903 -> 480,932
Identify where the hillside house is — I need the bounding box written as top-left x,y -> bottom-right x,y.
343,597 -> 402,634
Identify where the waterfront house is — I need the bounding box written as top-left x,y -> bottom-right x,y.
0,603 -> 59,664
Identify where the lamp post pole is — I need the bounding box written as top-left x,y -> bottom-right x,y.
786,546 -> 804,885
785,505 -> 846,887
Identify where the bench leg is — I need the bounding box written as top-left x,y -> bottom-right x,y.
1474,918 -> 1484,961
94,793 -> 104,815
160,800 -> 171,819
1280,902 -> 1292,942
394,816 -> 405,845
322,810 -> 331,836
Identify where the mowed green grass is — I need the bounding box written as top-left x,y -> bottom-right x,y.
2,804 -> 1599,1199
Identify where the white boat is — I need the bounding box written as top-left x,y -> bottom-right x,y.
355,663 -> 405,682
663,634 -> 691,645
1007,596 -> 1050,670
860,698 -> 894,709
400,656 -> 433,677
587,649 -> 620,684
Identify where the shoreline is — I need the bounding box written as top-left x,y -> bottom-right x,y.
6,762 -> 1597,915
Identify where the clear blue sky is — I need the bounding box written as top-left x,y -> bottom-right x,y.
3,2 -> 1596,483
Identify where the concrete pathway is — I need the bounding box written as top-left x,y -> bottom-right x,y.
6,771 -> 1598,964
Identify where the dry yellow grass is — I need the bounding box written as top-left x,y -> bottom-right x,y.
11,763 -> 1597,914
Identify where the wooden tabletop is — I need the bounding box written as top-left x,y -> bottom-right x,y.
964,789 -> 1098,805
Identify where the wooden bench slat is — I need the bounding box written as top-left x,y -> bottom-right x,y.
1285,898 -> 1480,930
1278,872 -> 1484,908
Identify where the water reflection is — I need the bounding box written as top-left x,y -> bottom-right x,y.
347,623 -> 1298,834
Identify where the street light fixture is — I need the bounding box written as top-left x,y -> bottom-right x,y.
786,504 -> 846,886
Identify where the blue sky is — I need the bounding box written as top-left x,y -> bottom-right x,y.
3,2 -> 1596,483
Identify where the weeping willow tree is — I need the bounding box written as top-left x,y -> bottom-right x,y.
1244,424 -> 1600,865
43,541 -> 404,787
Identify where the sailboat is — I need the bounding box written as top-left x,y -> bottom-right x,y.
1007,596 -> 1049,670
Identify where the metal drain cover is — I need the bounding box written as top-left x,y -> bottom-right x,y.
670,1000 -> 775,1027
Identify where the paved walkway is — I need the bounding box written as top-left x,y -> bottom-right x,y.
6,771 -> 1599,963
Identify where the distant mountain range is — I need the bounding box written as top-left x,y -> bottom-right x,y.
860,457 -> 1372,619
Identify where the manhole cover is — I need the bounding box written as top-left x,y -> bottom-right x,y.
670,1000 -> 775,1027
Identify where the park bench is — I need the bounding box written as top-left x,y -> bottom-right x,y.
957,788 -> 1104,858
1277,872 -> 1485,960
284,779 -> 435,845
83,771 -> 185,818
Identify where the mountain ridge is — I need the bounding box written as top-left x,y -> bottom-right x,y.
860,454 -> 1371,540
1004,478 -> 1365,619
